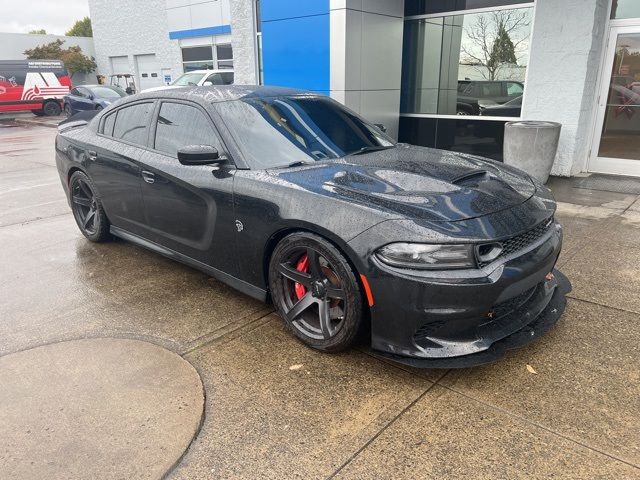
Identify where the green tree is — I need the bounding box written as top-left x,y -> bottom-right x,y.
24,40 -> 97,80
28,29 -> 47,34
65,17 -> 92,37
487,23 -> 518,77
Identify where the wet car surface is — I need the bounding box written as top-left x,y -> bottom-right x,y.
1,121 -> 640,478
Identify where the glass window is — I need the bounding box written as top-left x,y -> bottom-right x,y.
70,87 -> 80,96
401,5 -> 533,117
611,0 -> 640,19
112,102 -> 154,146
171,72 -> 207,86
182,46 -> 213,62
216,44 -> 233,60
90,86 -> 127,99
506,81 -> 524,96
154,102 -> 221,157
204,72 -> 234,85
102,113 -> 116,136
406,0 -> 533,16
183,62 -> 215,72
215,96 -> 395,169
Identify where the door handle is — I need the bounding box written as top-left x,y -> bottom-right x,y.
87,150 -> 97,161
141,170 -> 155,184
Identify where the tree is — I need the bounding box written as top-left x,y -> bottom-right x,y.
24,40 -> 97,79
461,10 -> 531,81
28,29 -> 47,34
65,17 -> 92,37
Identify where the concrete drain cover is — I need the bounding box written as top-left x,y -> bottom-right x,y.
0,338 -> 204,479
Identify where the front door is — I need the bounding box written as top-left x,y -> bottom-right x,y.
138,100 -> 236,270
590,26 -> 640,176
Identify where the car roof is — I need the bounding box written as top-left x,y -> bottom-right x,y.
181,69 -> 235,74
130,85 -> 317,104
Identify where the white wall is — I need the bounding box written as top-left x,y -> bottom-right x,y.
0,32 -> 96,84
166,0 -> 231,32
89,0 -> 183,87
330,0 -> 405,139
522,0 -> 610,176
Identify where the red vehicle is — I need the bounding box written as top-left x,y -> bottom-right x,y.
0,60 -> 71,116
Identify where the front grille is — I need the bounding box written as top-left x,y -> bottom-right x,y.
478,218 -> 554,268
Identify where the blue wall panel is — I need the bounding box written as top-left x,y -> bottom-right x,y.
260,0 -> 330,93
169,25 -> 231,40
261,0 -> 330,22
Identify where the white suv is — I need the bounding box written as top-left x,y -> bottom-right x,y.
142,69 -> 234,93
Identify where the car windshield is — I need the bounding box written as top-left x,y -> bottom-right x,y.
89,86 -> 127,99
215,96 -> 395,169
171,73 -> 206,86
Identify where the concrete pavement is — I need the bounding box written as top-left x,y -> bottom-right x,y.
0,122 -> 638,479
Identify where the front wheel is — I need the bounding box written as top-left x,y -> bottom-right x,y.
69,171 -> 111,242
269,232 -> 363,352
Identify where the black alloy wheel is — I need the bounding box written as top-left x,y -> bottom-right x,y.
43,100 -> 62,116
269,232 -> 363,352
69,171 -> 110,242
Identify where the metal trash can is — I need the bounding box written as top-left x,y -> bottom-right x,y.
504,121 -> 561,184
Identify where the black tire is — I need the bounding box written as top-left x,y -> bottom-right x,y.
69,171 -> 111,242
31,109 -> 45,116
43,100 -> 62,116
95,105 -> 103,111
63,103 -> 72,117
269,232 -> 363,352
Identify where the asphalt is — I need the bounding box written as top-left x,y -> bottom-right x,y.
0,120 -> 638,479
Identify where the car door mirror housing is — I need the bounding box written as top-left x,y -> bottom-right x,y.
177,145 -> 223,165
203,81 -> 213,86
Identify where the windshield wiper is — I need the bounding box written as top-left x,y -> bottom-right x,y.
346,145 -> 393,156
274,160 -> 313,169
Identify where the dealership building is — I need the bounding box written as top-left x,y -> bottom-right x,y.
88,0 -> 640,177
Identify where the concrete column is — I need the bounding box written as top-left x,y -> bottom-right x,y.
522,0 -> 610,176
229,0 -> 259,84
330,0 -> 405,139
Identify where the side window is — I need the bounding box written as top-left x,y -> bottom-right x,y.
154,102 -> 221,157
507,82 -> 524,97
102,112 -> 116,136
70,88 -> 80,96
112,102 -> 154,146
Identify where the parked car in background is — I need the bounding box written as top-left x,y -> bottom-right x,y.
142,69 -> 234,92
479,95 -> 523,117
0,59 -> 70,116
457,80 -> 524,115
63,85 -> 128,116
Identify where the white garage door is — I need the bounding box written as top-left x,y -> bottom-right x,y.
109,56 -> 129,75
135,54 -> 163,91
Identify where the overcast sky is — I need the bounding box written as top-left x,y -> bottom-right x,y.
0,0 -> 90,35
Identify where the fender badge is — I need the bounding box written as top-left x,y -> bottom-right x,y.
235,220 -> 244,232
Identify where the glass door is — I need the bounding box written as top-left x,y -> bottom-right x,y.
590,26 -> 640,176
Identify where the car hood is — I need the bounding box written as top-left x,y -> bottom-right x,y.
272,145 -> 537,222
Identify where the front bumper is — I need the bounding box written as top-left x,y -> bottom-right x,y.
358,221 -> 568,367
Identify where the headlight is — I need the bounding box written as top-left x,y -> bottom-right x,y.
375,243 -> 475,270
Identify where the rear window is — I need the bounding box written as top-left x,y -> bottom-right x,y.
102,113 -> 116,136
112,102 -> 154,146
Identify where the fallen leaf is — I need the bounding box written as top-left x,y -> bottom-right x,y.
289,364 -> 303,371
526,364 -> 538,375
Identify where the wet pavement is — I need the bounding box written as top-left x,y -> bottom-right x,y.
1,123 -> 639,479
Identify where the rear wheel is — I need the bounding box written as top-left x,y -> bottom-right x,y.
269,233 -> 363,352
43,100 -> 62,116
69,171 -> 110,242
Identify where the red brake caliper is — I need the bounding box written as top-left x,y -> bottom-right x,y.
294,254 -> 309,300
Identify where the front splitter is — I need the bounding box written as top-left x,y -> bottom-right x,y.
369,270 -> 572,369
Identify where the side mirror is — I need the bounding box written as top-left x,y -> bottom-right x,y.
177,145 -> 223,165
203,81 -> 213,86
88,94 -> 94,100
374,123 -> 387,133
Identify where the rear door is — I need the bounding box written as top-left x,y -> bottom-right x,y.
88,101 -> 153,236
137,100 -> 236,268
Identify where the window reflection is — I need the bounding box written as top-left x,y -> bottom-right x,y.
401,6 -> 532,117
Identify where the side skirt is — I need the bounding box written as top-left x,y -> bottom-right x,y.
110,226 -> 268,302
